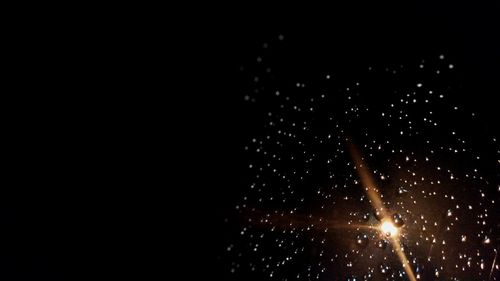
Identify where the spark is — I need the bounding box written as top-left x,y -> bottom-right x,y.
490,249 -> 498,280
380,220 -> 398,237
347,139 -> 417,281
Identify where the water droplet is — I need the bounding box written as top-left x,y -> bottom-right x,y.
392,213 -> 404,227
377,239 -> 388,249
379,263 -> 390,274
356,233 -> 369,248
362,212 -> 370,221
483,236 -> 491,244
398,186 -> 408,195
374,209 -> 383,221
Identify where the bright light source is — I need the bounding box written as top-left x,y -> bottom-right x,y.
380,220 -> 398,237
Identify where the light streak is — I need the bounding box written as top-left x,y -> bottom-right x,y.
347,139 -> 417,281
489,248 -> 497,281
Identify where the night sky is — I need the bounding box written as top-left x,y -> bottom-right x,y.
193,3 -> 500,281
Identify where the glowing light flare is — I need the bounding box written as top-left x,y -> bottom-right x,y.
380,220 -> 399,237
347,139 -> 417,281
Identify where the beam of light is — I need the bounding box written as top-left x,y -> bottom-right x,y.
427,244 -> 434,261
243,209 -> 376,233
346,139 -> 417,281
489,249 -> 497,281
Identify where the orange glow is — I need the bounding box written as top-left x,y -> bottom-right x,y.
347,139 -> 416,281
